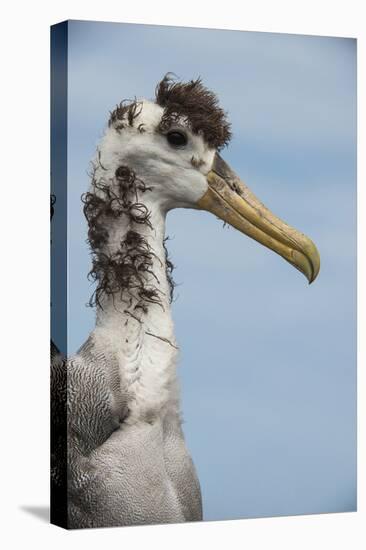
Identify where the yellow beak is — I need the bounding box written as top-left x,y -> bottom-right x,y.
197,153 -> 320,283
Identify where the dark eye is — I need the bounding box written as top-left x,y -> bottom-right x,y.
166,131 -> 188,147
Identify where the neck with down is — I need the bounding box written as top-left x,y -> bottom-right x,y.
95,203 -> 174,337
89,188 -> 179,422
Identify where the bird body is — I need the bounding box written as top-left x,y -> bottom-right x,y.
51,76 -> 320,529
67,337 -> 202,528
65,98 -> 207,528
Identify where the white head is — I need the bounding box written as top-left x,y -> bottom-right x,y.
88,75 -> 320,284
98,100 -> 217,211
95,76 -> 231,213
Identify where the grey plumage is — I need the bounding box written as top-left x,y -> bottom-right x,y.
51,337 -> 202,528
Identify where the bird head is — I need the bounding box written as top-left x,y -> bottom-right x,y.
96,75 -> 320,283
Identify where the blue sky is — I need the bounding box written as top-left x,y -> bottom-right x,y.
64,21 -> 356,521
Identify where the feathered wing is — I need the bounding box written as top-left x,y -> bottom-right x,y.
51,336 -> 129,528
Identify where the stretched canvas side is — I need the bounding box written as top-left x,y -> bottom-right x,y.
50,20 -> 68,529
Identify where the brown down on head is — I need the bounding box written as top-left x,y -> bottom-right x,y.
155,74 -> 232,150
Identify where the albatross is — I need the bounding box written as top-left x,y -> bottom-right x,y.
51,75 -> 320,529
